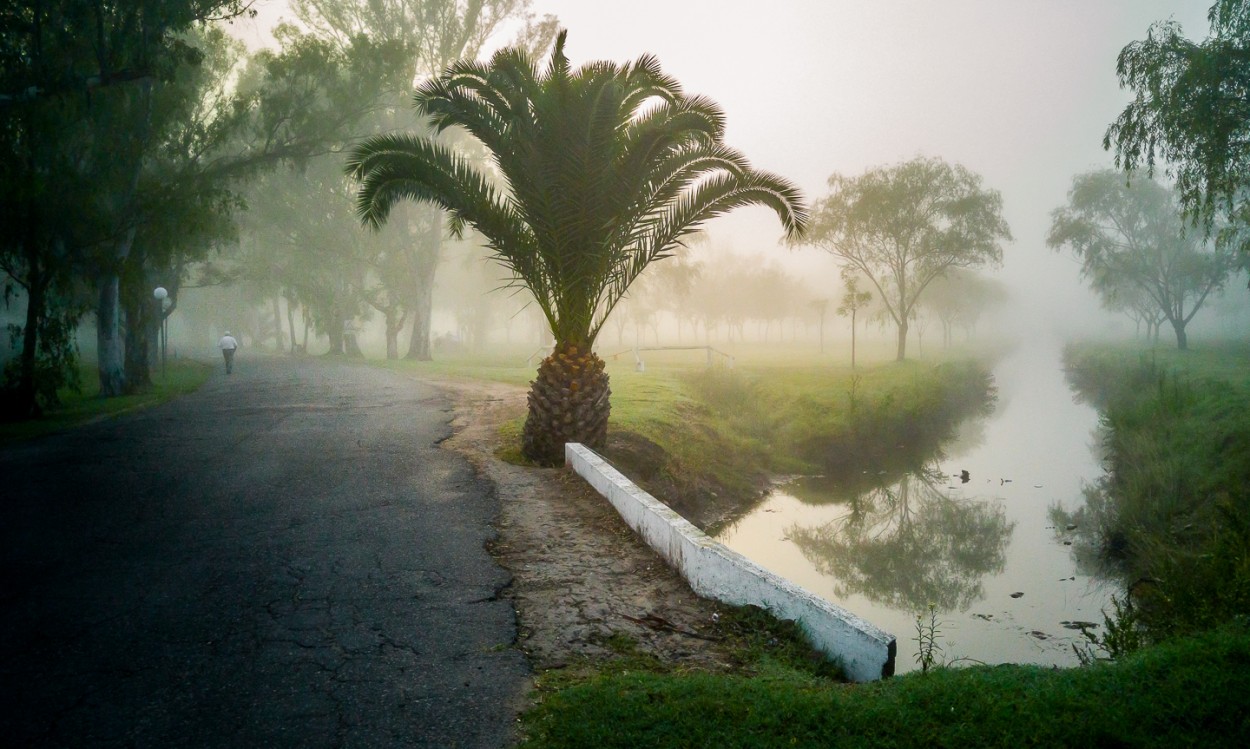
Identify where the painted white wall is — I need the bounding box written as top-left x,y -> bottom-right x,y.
566,443 -> 897,682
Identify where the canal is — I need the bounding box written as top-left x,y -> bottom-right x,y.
716,336 -> 1115,673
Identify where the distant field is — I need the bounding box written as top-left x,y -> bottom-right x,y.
1066,338 -> 1250,389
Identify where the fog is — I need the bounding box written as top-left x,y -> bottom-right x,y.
214,0 -> 1233,355
3,2 -> 1228,365
4,0 -> 1241,679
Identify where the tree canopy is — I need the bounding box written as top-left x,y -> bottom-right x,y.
347,29 -> 807,464
1047,170 -> 1237,350
799,156 -> 1011,362
0,0 -> 257,415
1105,0 -> 1250,246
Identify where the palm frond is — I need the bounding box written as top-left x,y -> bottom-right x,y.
346,29 -> 809,349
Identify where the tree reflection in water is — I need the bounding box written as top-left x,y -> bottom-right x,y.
788,464 -> 1015,614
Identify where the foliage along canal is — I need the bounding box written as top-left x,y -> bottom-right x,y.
716,335 -> 1115,673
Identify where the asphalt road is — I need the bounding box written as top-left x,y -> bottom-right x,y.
0,356 -> 529,747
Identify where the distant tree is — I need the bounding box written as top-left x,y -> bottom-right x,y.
742,262 -> 802,342
799,157 -> 1011,361
290,0 -> 556,361
347,32 -> 807,464
1105,282 -> 1167,342
643,245 -> 701,342
241,159 -> 375,356
1048,171 -> 1237,350
1105,0 -> 1250,253
688,264 -> 735,343
921,269 -> 1007,348
836,276 -> 873,368
811,298 -> 830,354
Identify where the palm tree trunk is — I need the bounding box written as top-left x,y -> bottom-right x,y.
522,342 -> 611,466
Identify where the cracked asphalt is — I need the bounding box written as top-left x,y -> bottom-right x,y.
0,356 -> 529,747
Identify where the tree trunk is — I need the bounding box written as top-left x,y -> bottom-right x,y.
404,213 -> 443,361
850,310 -> 858,369
12,241 -> 47,419
386,307 -> 400,360
271,296 -> 285,352
895,318 -> 909,362
1170,318 -> 1189,350
345,331 -> 363,357
326,314 -> 344,355
285,296 -> 297,353
521,342 -> 611,466
97,272 -> 127,396
405,281 -> 433,360
122,289 -> 153,393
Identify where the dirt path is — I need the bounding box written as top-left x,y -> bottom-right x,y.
432,377 -> 734,674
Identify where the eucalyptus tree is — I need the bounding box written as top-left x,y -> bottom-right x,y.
240,158 -> 375,355
2,2 -> 402,412
1106,0 -> 1250,251
118,25 -> 251,389
289,0 -> 555,360
116,22 -> 406,386
1047,171 -> 1237,350
0,1 -> 255,413
800,157 -> 1011,361
347,32 -> 807,465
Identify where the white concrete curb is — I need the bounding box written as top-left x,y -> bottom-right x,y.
565,442 -> 897,682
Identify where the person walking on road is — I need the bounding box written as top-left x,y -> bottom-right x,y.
217,331 -> 239,374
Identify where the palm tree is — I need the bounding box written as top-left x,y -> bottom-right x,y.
346,31 -> 808,465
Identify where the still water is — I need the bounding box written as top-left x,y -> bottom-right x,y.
716,336 -> 1114,673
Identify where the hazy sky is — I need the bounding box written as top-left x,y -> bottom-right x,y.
231,0 -> 1213,333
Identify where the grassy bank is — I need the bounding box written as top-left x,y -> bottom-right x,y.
0,358 -> 214,447
383,342 -> 998,529
521,624 -> 1250,748
1062,341 -> 1250,646
385,341 -> 1248,746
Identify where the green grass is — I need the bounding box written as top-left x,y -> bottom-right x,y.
384,340 -> 1248,746
521,624 -> 1250,748
1064,339 -> 1250,401
1062,340 -> 1250,645
372,342 -> 998,529
0,358 -> 214,447
377,346 -> 539,388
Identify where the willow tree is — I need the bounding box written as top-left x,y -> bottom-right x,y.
1105,0 -> 1250,239
347,31 -> 807,465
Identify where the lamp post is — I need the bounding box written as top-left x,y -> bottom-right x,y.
153,286 -> 168,377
